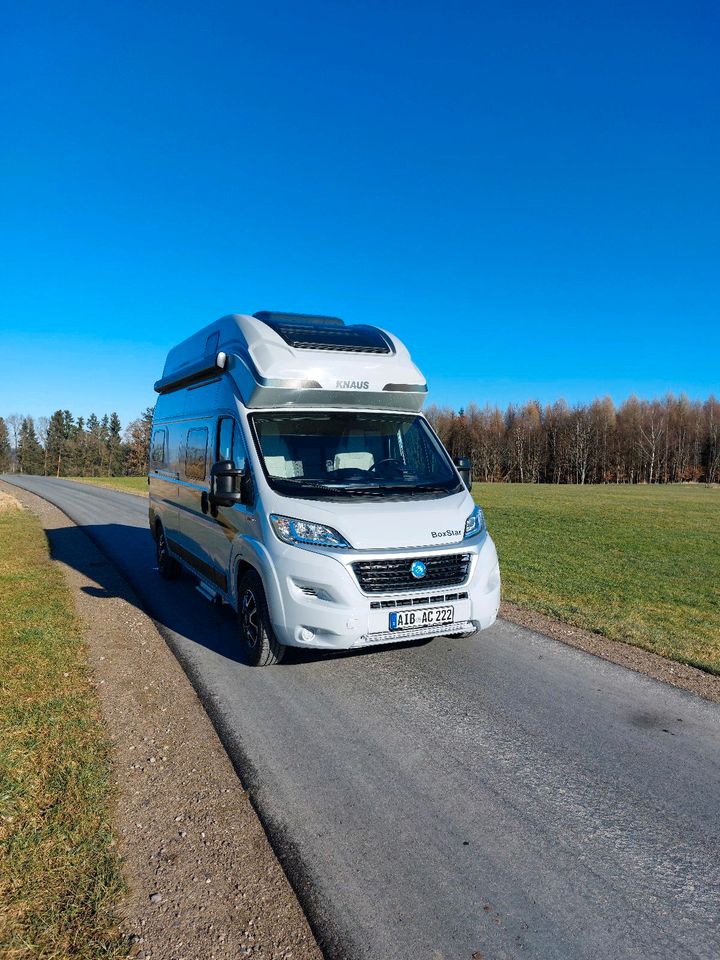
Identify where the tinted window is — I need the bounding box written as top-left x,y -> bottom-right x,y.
185,427 -> 208,481
150,429 -> 167,467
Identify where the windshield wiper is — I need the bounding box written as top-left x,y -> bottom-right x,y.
338,483 -> 452,496
273,477 -> 355,495
272,477 -> 453,496
384,483 -> 452,493
274,477 -> 329,487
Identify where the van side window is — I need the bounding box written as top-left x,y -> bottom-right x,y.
185,427 -> 208,481
217,417 -> 247,472
150,428 -> 167,467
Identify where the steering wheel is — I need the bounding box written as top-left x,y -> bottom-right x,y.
369,458 -> 405,474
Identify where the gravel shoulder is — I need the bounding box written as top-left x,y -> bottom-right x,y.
501,599 -> 720,704
0,480 -> 321,960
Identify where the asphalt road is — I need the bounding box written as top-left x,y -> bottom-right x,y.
5,475 -> 720,960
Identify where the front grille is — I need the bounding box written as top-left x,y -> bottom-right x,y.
370,591 -> 468,609
353,554 -> 471,594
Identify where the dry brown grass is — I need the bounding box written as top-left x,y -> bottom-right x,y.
0,507 -> 128,958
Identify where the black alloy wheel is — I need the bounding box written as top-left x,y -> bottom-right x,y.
238,570 -> 286,666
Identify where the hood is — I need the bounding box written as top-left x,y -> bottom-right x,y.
281,490 -> 473,551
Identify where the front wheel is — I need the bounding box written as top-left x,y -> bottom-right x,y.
238,570 -> 286,666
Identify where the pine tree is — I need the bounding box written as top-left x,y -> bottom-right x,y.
61,410 -> 76,474
17,417 -> 44,475
43,410 -> 76,476
100,414 -> 110,475
45,410 -> 67,477
107,412 -> 123,475
0,417 -> 11,472
86,414 -> 102,475
73,416 -> 86,475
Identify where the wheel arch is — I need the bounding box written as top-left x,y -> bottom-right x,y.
230,540 -> 286,628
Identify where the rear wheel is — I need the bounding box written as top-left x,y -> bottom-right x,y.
238,570 -> 286,666
156,523 -> 181,580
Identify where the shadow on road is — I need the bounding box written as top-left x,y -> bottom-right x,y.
45,521 -> 431,670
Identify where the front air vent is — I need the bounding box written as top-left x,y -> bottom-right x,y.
369,591 -> 469,609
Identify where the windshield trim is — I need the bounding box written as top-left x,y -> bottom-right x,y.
248,410 -> 462,501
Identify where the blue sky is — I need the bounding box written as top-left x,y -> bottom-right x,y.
1,0 -> 718,427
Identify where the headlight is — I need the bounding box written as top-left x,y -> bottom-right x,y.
464,505 -> 486,539
270,514 -> 351,548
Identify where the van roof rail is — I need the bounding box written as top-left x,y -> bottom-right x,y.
253,310 -> 392,355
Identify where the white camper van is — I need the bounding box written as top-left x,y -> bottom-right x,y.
149,312 -> 500,665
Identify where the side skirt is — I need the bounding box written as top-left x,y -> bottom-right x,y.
166,537 -> 228,593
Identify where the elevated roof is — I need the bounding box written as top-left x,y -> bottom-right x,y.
155,312 -> 427,412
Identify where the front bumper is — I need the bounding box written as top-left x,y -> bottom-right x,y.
256,531 -> 501,651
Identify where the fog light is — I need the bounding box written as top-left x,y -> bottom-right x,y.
301,627 -> 315,643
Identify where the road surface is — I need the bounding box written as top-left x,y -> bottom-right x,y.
5,475 -> 720,960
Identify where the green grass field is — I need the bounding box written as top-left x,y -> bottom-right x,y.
0,500 -> 128,958
474,483 -> 720,675
67,475 -> 148,496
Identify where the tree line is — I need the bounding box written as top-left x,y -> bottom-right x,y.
1,393 -> 718,483
0,409 -> 154,477
426,394 -> 720,484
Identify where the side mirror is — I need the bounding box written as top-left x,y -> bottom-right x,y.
453,456 -> 473,491
209,459 -> 245,508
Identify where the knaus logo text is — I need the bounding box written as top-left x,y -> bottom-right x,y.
431,529 -> 462,539
336,380 -> 370,390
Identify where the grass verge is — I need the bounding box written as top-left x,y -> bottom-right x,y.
474,483 -> 720,675
0,498 -> 128,958
66,476 -> 148,497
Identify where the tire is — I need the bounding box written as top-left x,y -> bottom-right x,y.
238,570 -> 286,666
156,523 -> 181,580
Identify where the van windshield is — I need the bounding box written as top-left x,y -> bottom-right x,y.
250,412 -> 461,499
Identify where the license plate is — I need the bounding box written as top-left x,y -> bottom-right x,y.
389,606 -> 454,631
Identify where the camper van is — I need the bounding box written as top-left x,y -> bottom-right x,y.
149,312 -> 500,665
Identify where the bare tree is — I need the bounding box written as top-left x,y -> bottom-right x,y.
638,407 -> 663,483
5,414 -> 21,471
36,416 -> 50,476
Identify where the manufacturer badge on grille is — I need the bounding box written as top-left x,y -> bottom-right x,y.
410,560 -> 427,579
